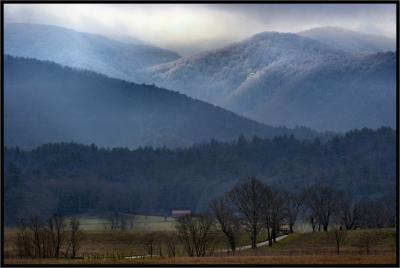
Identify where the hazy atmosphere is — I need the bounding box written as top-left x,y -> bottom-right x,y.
3,2 -> 397,266
4,3 -> 396,55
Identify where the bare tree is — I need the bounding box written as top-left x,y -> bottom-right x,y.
283,190 -> 305,233
175,214 -> 216,257
305,186 -> 339,231
228,177 -> 265,249
263,186 -> 274,247
164,232 -> 178,258
15,215 -> 67,259
142,232 -> 156,257
263,188 -> 286,246
305,209 -> 317,232
68,217 -> 82,258
336,193 -> 361,230
176,216 -> 194,257
158,239 -> 163,257
43,221 -> 54,257
47,214 -> 66,258
270,190 -> 287,242
21,215 -> 53,258
29,216 -> 44,258
209,196 -> 239,254
16,218 -> 33,258
309,215 -> 316,232
332,226 -> 347,255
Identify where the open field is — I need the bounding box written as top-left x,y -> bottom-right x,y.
3,229 -> 275,258
67,214 -> 177,231
4,228 -> 397,265
3,229 -> 226,259
243,228 -> 397,255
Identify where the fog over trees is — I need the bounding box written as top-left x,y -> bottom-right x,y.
4,127 -> 396,226
4,56 -> 325,150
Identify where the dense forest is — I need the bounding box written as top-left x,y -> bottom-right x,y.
4,127 -> 396,226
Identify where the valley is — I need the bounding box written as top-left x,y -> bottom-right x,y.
2,5 -> 397,266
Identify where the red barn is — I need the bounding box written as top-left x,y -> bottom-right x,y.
171,210 -> 192,218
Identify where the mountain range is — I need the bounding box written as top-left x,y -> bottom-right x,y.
3,22 -> 397,224
146,30 -> 396,131
4,23 -> 396,149
4,56 -> 323,150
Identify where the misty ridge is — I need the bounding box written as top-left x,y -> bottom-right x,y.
5,23 -> 396,133
3,22 -> 397,225
4,23 -> 181,83
4,56 -> 326,150
147,30 -> 396,131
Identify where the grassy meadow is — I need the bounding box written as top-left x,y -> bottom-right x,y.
73,214 -> 177,231
4,222 -> 397,265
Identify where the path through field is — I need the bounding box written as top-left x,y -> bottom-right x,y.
217,234 -> 289,253
124,235 -> 288,259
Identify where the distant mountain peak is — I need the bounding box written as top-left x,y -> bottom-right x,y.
4,23 -> 181,83
298,26 -> 395,54
300,26 -> 357,33
248,31 -> 287,39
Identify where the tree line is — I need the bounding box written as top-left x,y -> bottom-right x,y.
4,127 -> 396,225
171,176 -> 395,257
208,177 -> 395,253
13,177 -> 395,259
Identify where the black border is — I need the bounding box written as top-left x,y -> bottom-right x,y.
0,0 -> 398,267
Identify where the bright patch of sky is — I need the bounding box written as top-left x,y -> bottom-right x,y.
4,3 -> 396,55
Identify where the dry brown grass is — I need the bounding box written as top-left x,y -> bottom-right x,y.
4,229 -> 170,257
4,253 -> 396,265
3,229 -> 225,258
4,228 -> 397,265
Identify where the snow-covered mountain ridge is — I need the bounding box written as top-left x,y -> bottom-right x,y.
145,30 -> 396,131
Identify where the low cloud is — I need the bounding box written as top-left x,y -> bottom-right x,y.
4,3 -> 396,55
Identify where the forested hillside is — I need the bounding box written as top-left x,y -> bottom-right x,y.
4,127 -> 396,225
4,56 -> 322,150
147,31 -> 396,131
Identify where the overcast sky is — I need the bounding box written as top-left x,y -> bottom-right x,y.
4,3 -> 396,55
